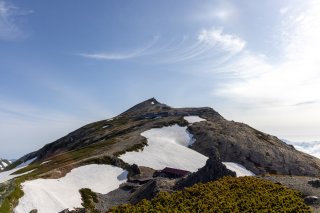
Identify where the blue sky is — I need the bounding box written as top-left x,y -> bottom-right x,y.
1,0 -> 320,158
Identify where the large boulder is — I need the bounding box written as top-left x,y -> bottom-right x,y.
176,147 -> 236,189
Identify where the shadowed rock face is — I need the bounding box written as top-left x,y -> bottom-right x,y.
175,147 -> 236,189
12,98 -> 320,177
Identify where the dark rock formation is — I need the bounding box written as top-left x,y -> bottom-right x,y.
176,147 -> 236,189
308,179 -> 320,188
304,196 -> 319,205
129,177 -> 176,204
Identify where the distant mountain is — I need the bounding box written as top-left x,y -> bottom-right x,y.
1,98 -> 320,212
0,158 -> 11,171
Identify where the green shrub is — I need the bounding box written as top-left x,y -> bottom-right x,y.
79,188 -> 99,213
109,176 -> 310,213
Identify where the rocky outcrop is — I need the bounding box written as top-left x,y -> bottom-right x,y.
129,177 -> 176,204
188,118 -> 320,176
176,147 -> 236,189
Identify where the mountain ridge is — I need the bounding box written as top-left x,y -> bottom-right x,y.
7,98 -> 320,177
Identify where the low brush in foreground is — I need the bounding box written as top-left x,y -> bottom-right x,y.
109,176 -> 310,213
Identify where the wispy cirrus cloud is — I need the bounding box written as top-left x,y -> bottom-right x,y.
80,28 -> 245,65
0,0 -> 32,40
79,36 -> 159,60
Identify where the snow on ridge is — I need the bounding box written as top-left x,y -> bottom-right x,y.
223,162 -> 254,177
119,124 -> 254,177
184,116 -> 206,124
15,164 -> 127,213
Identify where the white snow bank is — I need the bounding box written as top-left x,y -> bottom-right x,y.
119,124 -> 254,176
15,164 -> 127,213
119,124 -> 207,172
184,116 -> 206,124
223,162 -> 255,177
0,158 -> 37,184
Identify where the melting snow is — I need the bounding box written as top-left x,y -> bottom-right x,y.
102,125 -> 110,129
40,160 -> 51,165
0,158 -> 37,184
15,164 -> 127,213
119,124 -> 206,172
222,162 -> 255,177
119,124 -> 254,176
184,116 -> 206,124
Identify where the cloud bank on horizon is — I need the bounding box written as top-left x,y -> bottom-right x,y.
1,0 -> 320,158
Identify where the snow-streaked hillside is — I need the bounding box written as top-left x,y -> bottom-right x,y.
11,116 -> 253,212
0,158 -> 36,184
120,118 -> 254,176
15,164 -> 127,213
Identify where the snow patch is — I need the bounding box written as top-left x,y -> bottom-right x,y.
40,160 -> 51,165
151,101 -> 155,105
119,124 -> 206,172
15,164 -> 127,213
223,162 -> 255,177
184,116 -> 206,124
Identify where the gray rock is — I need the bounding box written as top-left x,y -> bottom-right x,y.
304,196 -> 319,205
129,177 -> 176,204
176,147 -> 236,189
308,179 -> 320,188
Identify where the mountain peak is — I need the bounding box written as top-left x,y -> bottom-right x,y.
120,98 -> 168,117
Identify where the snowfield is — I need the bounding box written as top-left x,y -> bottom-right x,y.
120,124 -> 207,172
15,164 -> 127,213
119,124 -> 254,176
184,116 -> 206,123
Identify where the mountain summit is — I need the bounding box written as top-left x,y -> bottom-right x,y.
1,98 -> 320,212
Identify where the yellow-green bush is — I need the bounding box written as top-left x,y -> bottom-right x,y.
109,176 -> 310,213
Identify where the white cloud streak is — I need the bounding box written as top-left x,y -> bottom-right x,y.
198,29 -> 245,54
79,29 -> 245,64
215,0 -> 320,108
209,0 -> 320,141
0,0 -> 31,40
79,36 -> 159,60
